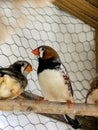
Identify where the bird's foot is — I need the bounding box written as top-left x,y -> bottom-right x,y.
19,95 -> 24,102
11,90 -> 24,103
44,98 -> 48,101
66,100 -> 72,108
35,96 -> 43,103
95,100 -> 98,105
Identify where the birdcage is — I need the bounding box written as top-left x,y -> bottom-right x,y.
0,0 -> 97,130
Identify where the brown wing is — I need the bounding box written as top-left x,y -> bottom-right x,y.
59,64 -> 73,96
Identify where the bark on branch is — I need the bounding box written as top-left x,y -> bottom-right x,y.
0,91 -> 97,130
0,91 -> 97,117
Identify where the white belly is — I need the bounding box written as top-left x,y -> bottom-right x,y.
38,69 -> 73,102
0,75 -> 23,99
87,89 -> 98,104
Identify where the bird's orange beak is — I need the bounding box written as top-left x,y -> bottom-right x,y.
25,64 -> 32,72
32,48 -> 39,55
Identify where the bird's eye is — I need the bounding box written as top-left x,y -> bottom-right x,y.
41,48 -> 45,51
22,63 -> 25,66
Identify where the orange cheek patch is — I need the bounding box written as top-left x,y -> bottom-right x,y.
25,64 -> 32,72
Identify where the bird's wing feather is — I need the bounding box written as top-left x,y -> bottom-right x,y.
0,68 -> 27,87
59,64 -> 81,128
59,64 -> 73,96
0,68 -> 16,77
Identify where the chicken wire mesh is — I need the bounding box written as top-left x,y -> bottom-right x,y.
0,0 -> 96,130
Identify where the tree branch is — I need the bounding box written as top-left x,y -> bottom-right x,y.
0,92 -> 97,117
0,91 -> 97,130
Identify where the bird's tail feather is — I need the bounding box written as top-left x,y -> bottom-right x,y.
64,114 -> 81,129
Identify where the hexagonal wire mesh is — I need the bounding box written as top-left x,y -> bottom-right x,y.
0,0 -> 96,130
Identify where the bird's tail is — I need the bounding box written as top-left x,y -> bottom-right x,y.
64,114 -> 81,129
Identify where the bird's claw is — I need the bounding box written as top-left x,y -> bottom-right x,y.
66,100 -> 72,108
35,97 -> 43,103
11,90 -> 24,103
95,100 -> 98,105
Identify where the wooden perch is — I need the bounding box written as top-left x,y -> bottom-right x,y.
0,91 -> 98,130
0,92 -> 98,117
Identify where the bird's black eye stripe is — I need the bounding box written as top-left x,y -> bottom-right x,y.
22,63 -> 25,66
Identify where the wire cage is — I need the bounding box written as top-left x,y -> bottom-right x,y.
0,0 -> 96,130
